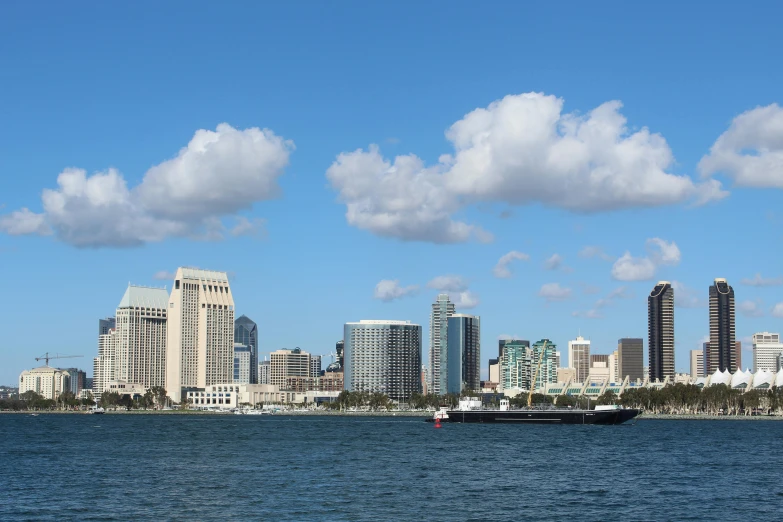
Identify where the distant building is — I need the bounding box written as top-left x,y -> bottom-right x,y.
421,365 -> 428,395
588,354 -> 617,384
690,350 -> 704,379
568,336 -> 590,382
531,340 -> 558,389
270,348 -> 312,388
19,367 -> 71,400
708,278 -> 736,373
233,344 -> 251,384
735,341 -> 742,370
310,355 -> 322,377
618,338 -> 644,382
344,320 -> 422,402
500,340 -> 532,391
429,294 -> 455,395
336,340 -> 345,369
63,368 -> 87,395
499,339 -> 528,360
94,327 -> 117,396
258,359 -> 271,385
753,333 -> 783,372
557,367 -> 575,383
648,281 -> 675,381
446,314 -> 480,394
234,315 -> 259,384
99,317 -> 116,336
488,359 -> 499,384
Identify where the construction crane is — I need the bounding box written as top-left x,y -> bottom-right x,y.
35,352 -> 83,366
527,340 -> 548,408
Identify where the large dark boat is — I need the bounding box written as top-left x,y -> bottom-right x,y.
428,398 -> 640,425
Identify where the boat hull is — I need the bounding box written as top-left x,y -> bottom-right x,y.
433,408 -> 639,425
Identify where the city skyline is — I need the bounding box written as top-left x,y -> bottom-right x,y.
2,4 -> 783,385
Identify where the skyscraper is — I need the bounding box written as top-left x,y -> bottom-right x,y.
648,281 -> 674,382
446,314 -> 480,394
708,278 -> 736,373
166,268 -> 235,403
344,320 -> 422,402
531,339 -> 558,390
568,336 -> 590,382
336,340 -> 345,369
429,294 -> 454,395
500,340 -> 532,391
617,338 -> 644,382
690,349 -> 704,378
233,344 -> 251,384
270,348 -> 312,387
234,315 -> 258,383
99,317 -> 116,336
499,339 -> 528,360
752,332 -> 783,372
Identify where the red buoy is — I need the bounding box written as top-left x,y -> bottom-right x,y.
434,418 -> 442,428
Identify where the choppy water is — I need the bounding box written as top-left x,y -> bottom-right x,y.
1,414 -> 782,521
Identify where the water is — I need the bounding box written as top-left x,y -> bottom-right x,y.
1,415 -> 781,521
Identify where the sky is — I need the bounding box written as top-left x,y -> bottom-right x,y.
1,2 -> 782,385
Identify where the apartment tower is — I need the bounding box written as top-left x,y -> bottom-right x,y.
708,278 -> 736,373
617,338 -> 644,382
114,285 -> 168,388
568,336 -> 590,382
446,314 -> 481,394
166,268 -> 235,403
648,281 -> 674,381
429,294 -> 455,395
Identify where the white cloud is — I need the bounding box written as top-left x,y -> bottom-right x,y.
671,281 -> 705,308
373,279 -> 419,302
153,271 -> 176,281
607,286 -> 634,300
741,273 -> 783,287
0,208 -> 51,236
427,275 -> 469,292
538,283 -> 572,302
0,124 -> 293,247
449,291 -> 480,309
772,303 -> 783,318
572,309 -> 603,319
738,299 -> 764,318
646,238 -> 681,265
230,217 -> 266,237
582,284 -> 601,295
493,250 -> 530,278
327,92 -> 724,243
578,246 -> 614,262
699,104 -> 783,188
611,252 -> 656,281
543,253 -> 563,271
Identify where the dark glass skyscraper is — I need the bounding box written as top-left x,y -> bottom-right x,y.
446,314 -> 481,394
708,278 -> 736,373
648,281 -> 674,382
234,315 -> 258,384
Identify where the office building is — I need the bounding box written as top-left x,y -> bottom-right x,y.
690,350 -> 704,379
344,320 -> 422,402
310,355 -> 322,377
63,368 -> 87,396
429,294 -> 455,395
19,366 -> 71,400
648,281 -> 675,381
708,278 -> 736,373
618,338 -> 644,381
233,344 -> 251,384
114,285 -> 169,389
234,315 -> 258,384
258,359 -> 271,385
166,268 -> 235,403
568,336 -> 591,382
500,340 -> 532,391
735,341 -> 742,369
753,333 -> 783,372
446,314 -> 480,394
588,354 -> 617,384
270,348 -> 312,387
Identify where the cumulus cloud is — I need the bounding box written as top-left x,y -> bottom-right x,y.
772,303 -> 783,318
671,281 -> 705,308
153,271 -> 176,281
450,291 -> 480,309
493,250 -> 530,278
0,208 -> 51,236
741,273 -> 783,287
646,238 -> 681,265
327,92 -> 724,243
611,238 -> 681,281
0,124 -> 293,247
578,246 -> 614,262
543,253 -> 563,271
230,217 -> 267,237
581,284 -> 601,295
373,279 -> 419,302
427,275 -> 469,292
572,309 -> 603,319
699,104 -> 783,188
538,283 -> 572,302
738,299 -> 764,318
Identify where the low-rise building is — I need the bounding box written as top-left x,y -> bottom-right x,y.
19,366 -> 71,400
186,383 -> 340,408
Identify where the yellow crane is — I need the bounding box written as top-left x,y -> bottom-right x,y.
35,352 -> 83,366
527,340 -> 548,408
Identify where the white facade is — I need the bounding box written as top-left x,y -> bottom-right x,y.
429,294 -> 454,395
233,344 -> 251,384
752,332 -> 783,372
270,348 -> 312,387
568,336 -> 590,382
19,366 -> 71,400
186,383 -> 340,409
94,328 -> 118,396
166,268 -> 235,403
114,285 -> 168,389
258,359 -> 271,385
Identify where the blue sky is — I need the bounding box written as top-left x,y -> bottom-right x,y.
1,2 -> 782,385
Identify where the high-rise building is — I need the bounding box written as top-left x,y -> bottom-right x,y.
94,327 -> 117,396
690,350 -> 704,378
336,340 -> 345,369
99,317 -> 116,336
708,278 -> 736,373
500,340 -> 531,391
310,355 -> 322,377
648,281 -> 674,381
166,268 -> 235,403
498,339 -> 529,360
531,339 -> 558,390
752,332 -> 783,372
270,348 -> 312,387
588,354 -> 616,384
234,315 -> 258,384
114,285 -> 169,390
344,320 -> 422,402
63,368 -> 87,395
568,336 -> 590,382
618,338 -> 644,382
735,341 -> 742,370
258,359 -> 271,385
446,314 -> 480,394
233,344 -> 251,384
429,294 -> 455,395
610,350 -> 618,382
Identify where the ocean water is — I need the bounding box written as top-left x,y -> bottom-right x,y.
1,414 -> 781,521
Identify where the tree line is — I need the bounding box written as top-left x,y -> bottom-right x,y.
0,386 -> 170,412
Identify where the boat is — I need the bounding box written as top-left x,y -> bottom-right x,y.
90,407 -> 105,415
428,397 -> 640,425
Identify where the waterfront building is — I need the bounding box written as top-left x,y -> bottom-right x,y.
114,285 -> 169,390
568,336 -> 590,382
344,320 -> 422,402
233,344 -> 251,384
588,354 -> 617,384
186,383 -> 341,409
690,349 -> 704,378
500,340 -> 532,391
310,355 -> 322,377
752,332 -> 783,372
708,278 -> 736,373
104,381 -> 146,399
234,315 -> 259,384
19,366 -> 71,400
531,340 -> 558,389
648,281 -> 675,381
446,314 -> 481,394
429,294 -> 455,395
258,359 -> 271,385
94,327 -> 118,396
63,368 -> 87,395
270,348 -> 312,387
166,268 -> 235,403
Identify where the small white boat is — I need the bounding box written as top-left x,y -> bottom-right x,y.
30,413 -> 39,417
90,407 -> 105,415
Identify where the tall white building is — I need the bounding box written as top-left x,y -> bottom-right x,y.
752,332 -> 783,372
166,268 -> 235,403
94,326 -> 118,397
233,344 -> 251,384
114,285 -> 168,389
429,294 -> 454,395
19,367 -> 71,400
258,359 -> 271,385
270,348 -> 312,387
568,336 -> 591,382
